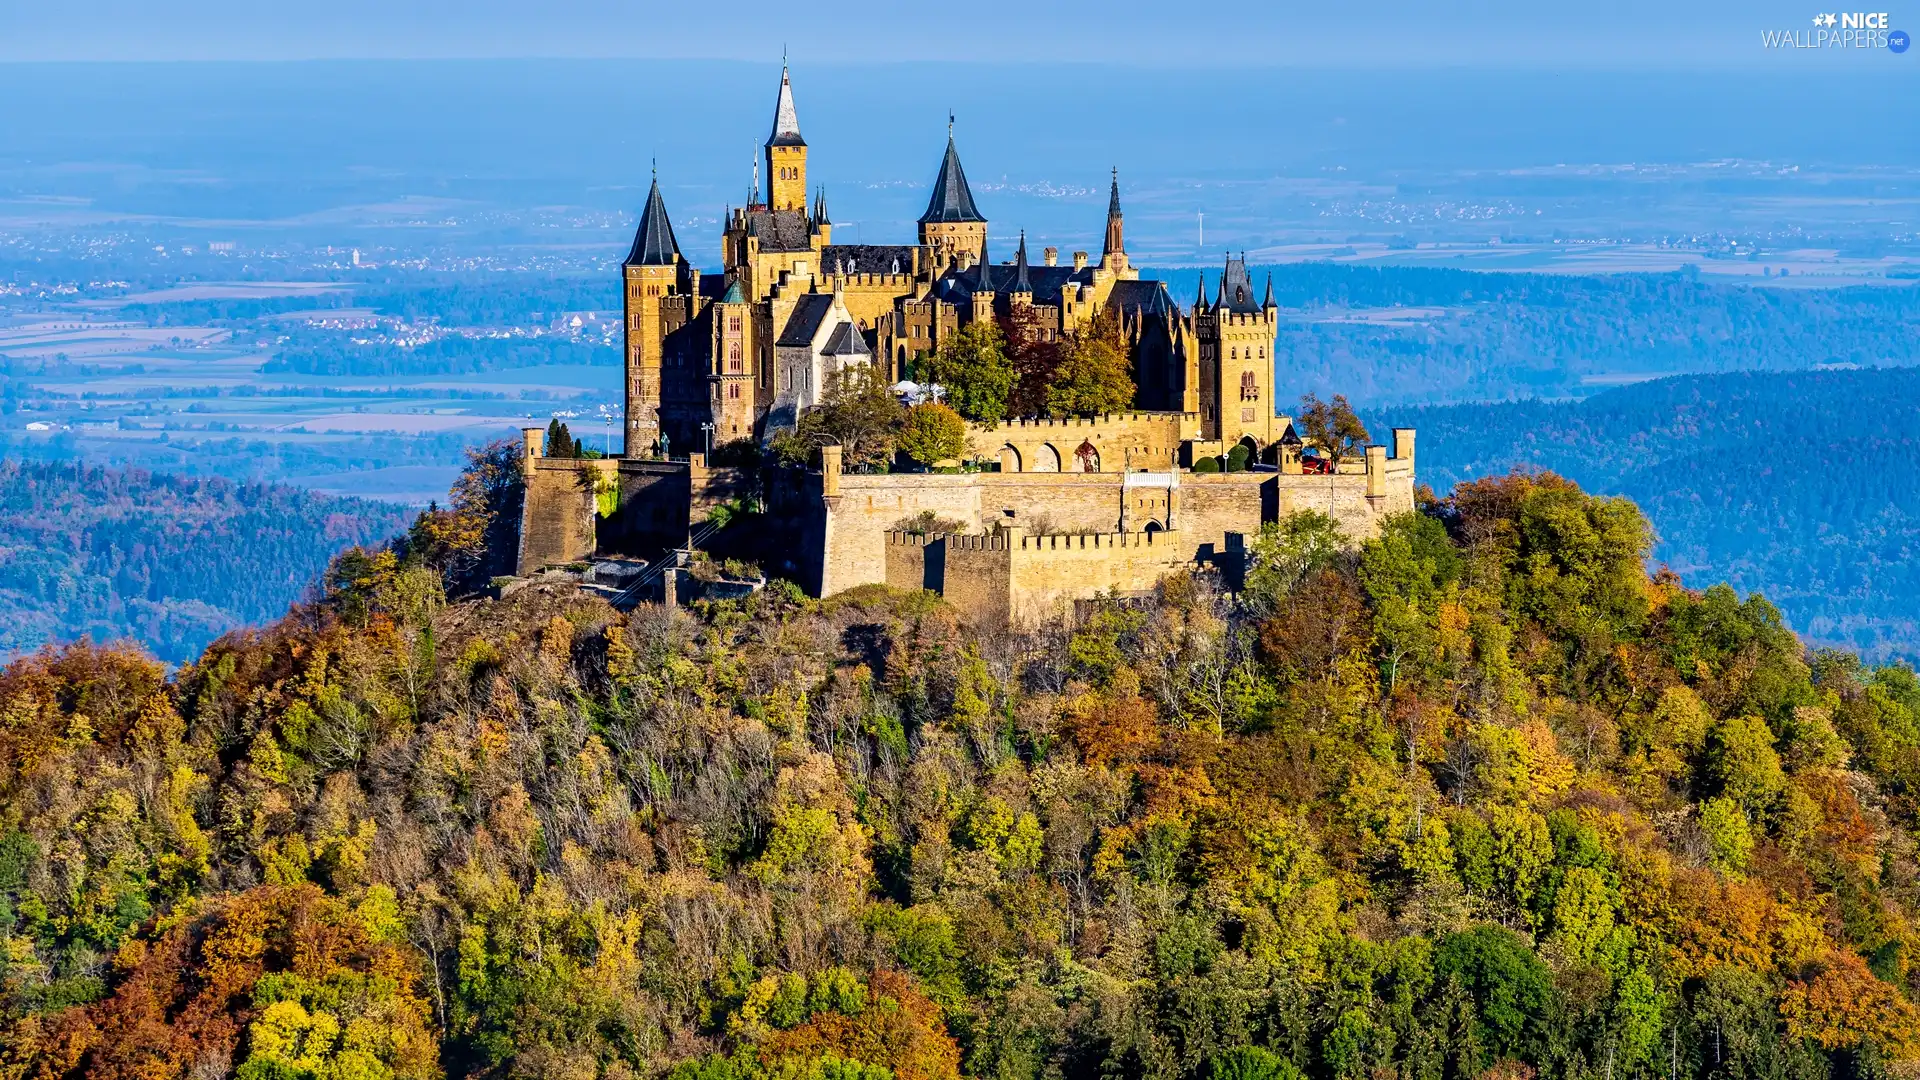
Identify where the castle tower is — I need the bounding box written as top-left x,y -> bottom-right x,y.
1102,168 -> 1127,272
711,278 -> 755,444
969,240 -> 996,324
919,118 -> 988,268
765,65 -> 807,213
623,173 -> 687,457
1192,254 -> 1278,448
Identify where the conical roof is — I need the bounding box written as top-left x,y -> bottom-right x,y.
625,176 -> 679,266
1013,231 -> 1032,292
920,133 -> 986,225
767,66 -> 805,148
1107,167 -> 1122,218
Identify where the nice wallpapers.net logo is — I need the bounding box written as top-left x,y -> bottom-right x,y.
1762,11 -> 1910,49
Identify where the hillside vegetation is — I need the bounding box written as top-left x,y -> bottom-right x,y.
3,463 -> 1920,1080
1373,368 -> 1920,660
0,460 -> 412,664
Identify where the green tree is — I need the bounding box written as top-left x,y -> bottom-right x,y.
1243,510 -> 1346,615
897,403 -> 967,467
773,364 -> 906,471
925,321 -> 1014,425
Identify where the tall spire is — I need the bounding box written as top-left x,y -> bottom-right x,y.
1013,231 -> 1032,293
814,187 -> 830,225
625,174 -> 680,266
1263,271 -> 1274,308
1194,271 -> 1207,313
976,239 -> 994,291
750,151 -> 760,207
1103,166 -> 1124,258
920,122 -> 987,225
767,63 -> 805,148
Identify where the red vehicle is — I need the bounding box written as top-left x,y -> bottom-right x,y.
1301,455 -> 1334,475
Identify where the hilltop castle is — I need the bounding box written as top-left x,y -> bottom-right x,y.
514,65 -> 1417,624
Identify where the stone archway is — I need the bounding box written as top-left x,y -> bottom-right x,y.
999,444 -> 1022,473
1032,443 -> 1061,473
1075,440 -> 1101,473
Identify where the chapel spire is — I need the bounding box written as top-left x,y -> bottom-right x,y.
1103,167 -> 1124,258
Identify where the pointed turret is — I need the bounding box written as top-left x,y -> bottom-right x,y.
814,187 -> 831,225
766,64 -> 804,148
920,129 -> 986,225
1263,272 -> 1274,308
764,65 -> 808,212
1193,271 -> 1208,314
1103,167 -> 1124,258
1013,231 -> 1032,294
625,174 -> 679,266
976,239 -> 994,291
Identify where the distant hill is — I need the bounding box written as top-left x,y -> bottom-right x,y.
1232,264 -> 1920,403
0,460 -> 411,664
1373,367 -> 1920,659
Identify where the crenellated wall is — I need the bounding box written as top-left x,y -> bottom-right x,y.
969,411 -> 1197,474
883,526 -> 1190,626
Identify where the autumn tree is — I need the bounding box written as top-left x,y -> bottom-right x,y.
1047,310 -> 1135,417
897,403 -> 967,467
772,363 -> 907,471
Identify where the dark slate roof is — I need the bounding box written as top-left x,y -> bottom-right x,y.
821,244 -> 919,276
767,67 -> 805,148
1217,255 -> 1261,313
625,178 -> 679,266
935,261 -> 1095,307
776,293 -> 837,346
1107,168 -> 1122,218
919,136 -> 986,225
1107,279 -> 1175,318
745,209 -> 813,253
822,322 -> 868,357
1013,233 -> 1033,292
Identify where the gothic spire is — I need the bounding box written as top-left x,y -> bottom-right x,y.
976,239 -> 994,291
767,64 -> 805,148
625,174 -> 679,266
1103,166 -> 1124,258
1263,271 -> 1274,308
920,121 -> 987,225
1013,231 -> 1032,293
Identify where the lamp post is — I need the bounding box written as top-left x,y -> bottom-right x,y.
700,421 -> 714,457
597,403 -> 616,457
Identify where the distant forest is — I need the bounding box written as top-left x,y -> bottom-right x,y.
1251,265 -> 1920,404
0,460 -> 411,664
1373,367 -> 1920,660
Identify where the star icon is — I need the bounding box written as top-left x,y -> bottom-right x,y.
1814,13 -> 1824,23
1826,13 -> 1839,26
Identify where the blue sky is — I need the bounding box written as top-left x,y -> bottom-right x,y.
2,0 -> 1902,65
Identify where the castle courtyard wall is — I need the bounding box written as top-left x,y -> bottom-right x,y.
1006,529 -> 1187,626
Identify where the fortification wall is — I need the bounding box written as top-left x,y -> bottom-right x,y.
517,459 -> 608,575
1007,529 -> 1187,626
821,474 -> 984,595
939,533 -> 1014,626
969,412 -> 1195,474
884,531 -> 933,593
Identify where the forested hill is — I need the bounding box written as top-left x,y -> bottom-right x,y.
3,465 -> 1920,1080
1238,265 -> 1920,403
0,459 -> 411,663
1373,367 -> 1920,661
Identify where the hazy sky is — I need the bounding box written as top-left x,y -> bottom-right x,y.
4,0 -> 1905,65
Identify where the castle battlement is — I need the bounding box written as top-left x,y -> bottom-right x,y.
993,410 -> 1193,430
1017,528 -> 1178,552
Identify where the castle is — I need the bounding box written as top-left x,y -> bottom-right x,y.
514,65 -> 1417,624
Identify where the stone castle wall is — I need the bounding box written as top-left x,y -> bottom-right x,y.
967,411 -> 1195,474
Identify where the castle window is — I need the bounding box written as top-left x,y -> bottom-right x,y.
1240,371 -> 1258,401
729,383 -> 740,400
1230,347 -> 1237,360
729,316 -> 742,332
